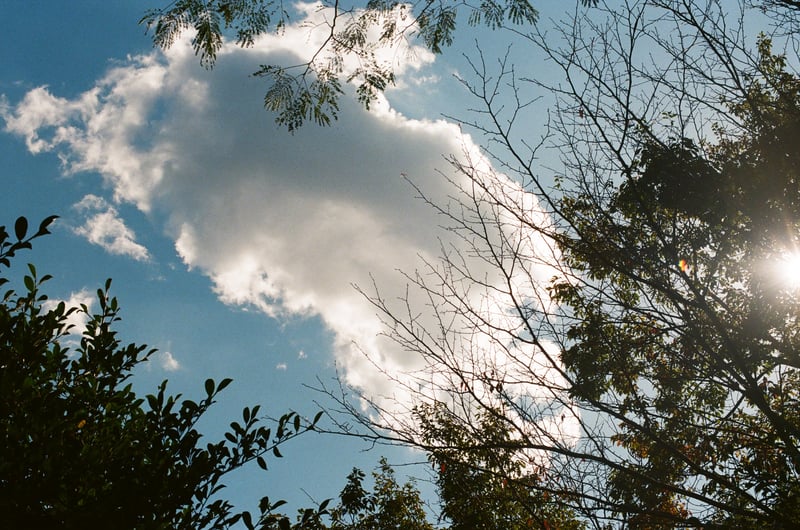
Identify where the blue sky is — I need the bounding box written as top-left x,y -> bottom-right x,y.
1,0 -> 582,519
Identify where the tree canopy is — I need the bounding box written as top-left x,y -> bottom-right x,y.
271,458 -> 434,530
0,216 -> 320,529
141,0 -> 598,130
0,218 -> 558,529
321,0 -> 800,527
418,403 -> 584,530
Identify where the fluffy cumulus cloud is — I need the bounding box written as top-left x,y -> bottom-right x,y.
158,351 -> 181,372
1,5 -> 565,433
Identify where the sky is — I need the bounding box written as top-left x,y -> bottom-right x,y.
0,0 -> 581,519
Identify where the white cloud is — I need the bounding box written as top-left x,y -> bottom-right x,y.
73,194 -> 151,261
42,289 -> 95,337
1,7 -> 562,433
276,362 -> 288,371
159,351 -> 181,372
0,87 -> 100,155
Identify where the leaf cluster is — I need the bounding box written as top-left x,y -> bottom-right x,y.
262,458 -> 433,530
0,217 -> 321,528
141,0 -> 286,68
140,0 -> 597,129
551,34 -> 800,527
417,403 -> 584,530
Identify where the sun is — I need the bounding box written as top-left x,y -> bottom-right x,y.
776,251 -> 800,290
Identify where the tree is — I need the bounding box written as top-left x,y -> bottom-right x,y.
322,0 -> 800,528
0,216 -> 321,529
140,0 -> 598,130
328,458 -> 433,530
417,403 -> 584,530
272,457 -> 434,530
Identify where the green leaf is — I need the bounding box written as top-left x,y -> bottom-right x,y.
14,216 -> 28,241
192,8 -> 223,68
217,377 -> 233,392
35,215 -> 58,236
258,496 -> 271,514
242,511 -> 254,530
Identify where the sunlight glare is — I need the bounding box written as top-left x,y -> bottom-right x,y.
776,251 -> 800,290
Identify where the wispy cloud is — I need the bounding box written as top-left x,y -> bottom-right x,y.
72,194 -> 150,261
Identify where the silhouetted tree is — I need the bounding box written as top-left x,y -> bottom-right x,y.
326,1 -> 800,527
0,216 -> 321,529
141,0 -> 598,130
